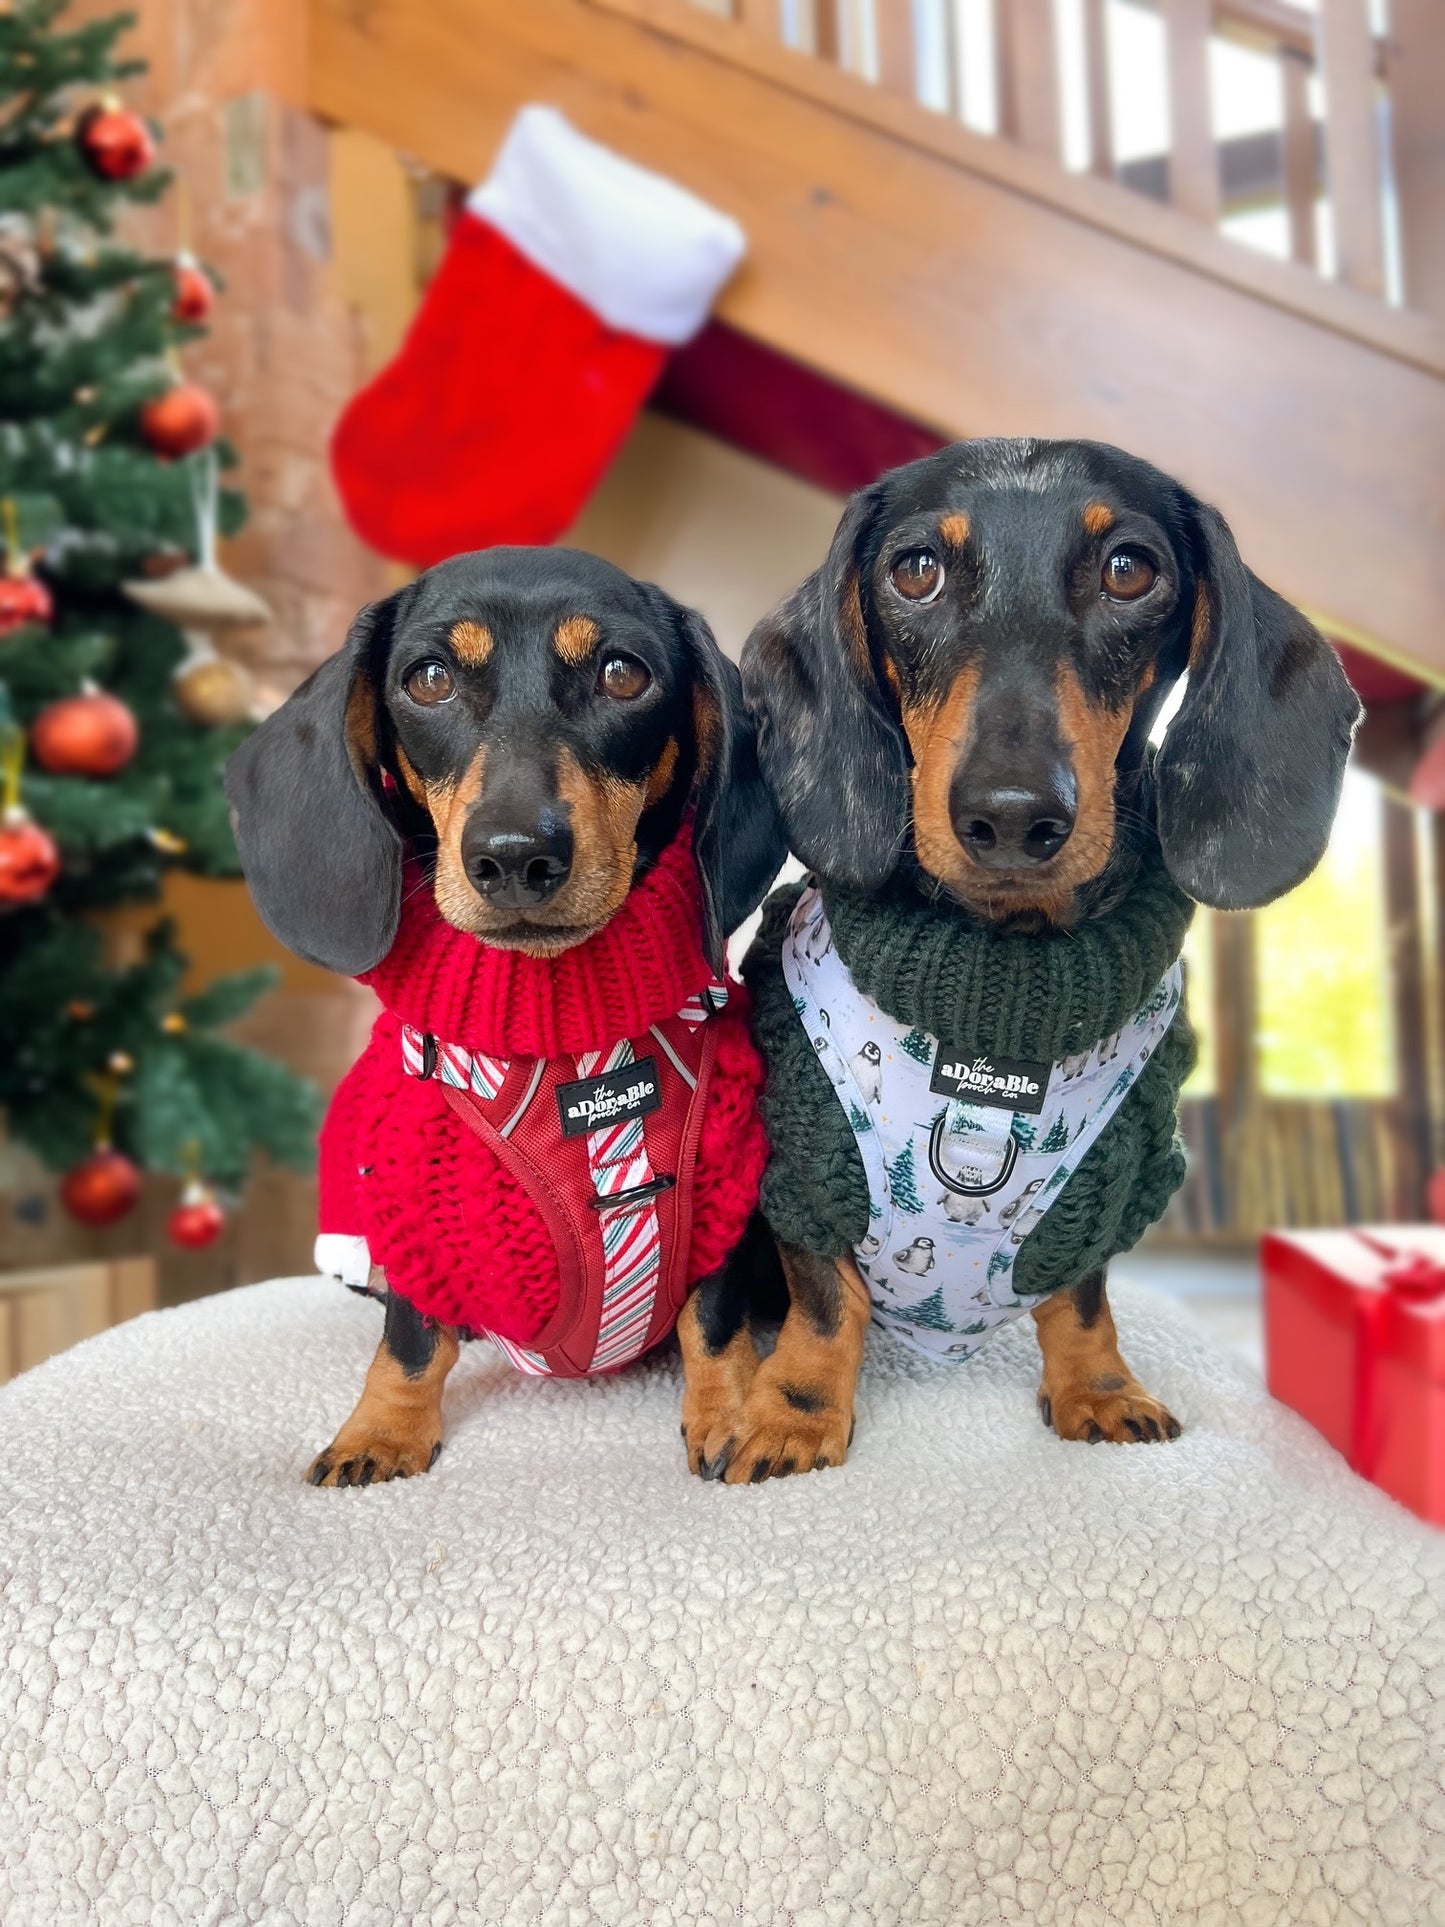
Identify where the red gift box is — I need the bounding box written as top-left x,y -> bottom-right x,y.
1262,1227 -> 1445,1526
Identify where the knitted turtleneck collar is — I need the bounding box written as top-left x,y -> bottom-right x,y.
820,831 -> 1193,1062
360,827 -> 714,1056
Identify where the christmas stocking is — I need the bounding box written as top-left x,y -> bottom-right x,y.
331,107 -> 746,567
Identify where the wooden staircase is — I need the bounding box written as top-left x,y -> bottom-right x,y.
306,0 -> 1444,683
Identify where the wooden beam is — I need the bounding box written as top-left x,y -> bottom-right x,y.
1082,0 -> 1114,180
736,0 -> 782,36
306,0 -> 1445,678
1384,798 -> 1429,1214
1314,0 -> 1386,296
1387,0 -> 1445,322
1162,0 -> 1221,223
1280,46 -> 1317,268
813,0 -> 840,64
996,0 -> 1062,160
874,0 -> 916,100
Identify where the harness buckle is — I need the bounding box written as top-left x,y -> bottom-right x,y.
416,1033 -> 438,1080
589,1173 -> 676,1214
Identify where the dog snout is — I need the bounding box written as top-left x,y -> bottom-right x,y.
461,805 -> 574,908
950,763 -> 1077,869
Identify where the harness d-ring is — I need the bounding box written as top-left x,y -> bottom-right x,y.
928,1112 -> 1018,1197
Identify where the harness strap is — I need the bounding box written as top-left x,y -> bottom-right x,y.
428,989 -> 726,1376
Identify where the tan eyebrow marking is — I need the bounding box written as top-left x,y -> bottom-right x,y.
554,615 -> 601,665
939,512 -> 970,548
449,620 -> 493,665
1082,502 -> 1115,536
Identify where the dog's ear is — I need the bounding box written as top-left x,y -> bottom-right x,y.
740,488 -> 909,888
224,594 -> 405,974
672,602 -> 787,969
1155,503 -> 1361,910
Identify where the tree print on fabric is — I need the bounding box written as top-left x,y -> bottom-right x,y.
898,1027 -> 933,1064
908,1286 -> 953,1332
1040,1113 -> 1070,1153
886,1137 -> 926,1212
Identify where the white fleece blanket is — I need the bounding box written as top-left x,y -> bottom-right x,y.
1,1277 -> 1442,1927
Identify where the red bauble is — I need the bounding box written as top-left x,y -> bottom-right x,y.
140,383 -> 219,459
30,688 -> 139,778
0,807 -> 61,905
61,1147 -> 142,1226
171,258 -> 214,324
167,1181 -> 226,1250
78,104 -> 156,182
0,572 -> 53,634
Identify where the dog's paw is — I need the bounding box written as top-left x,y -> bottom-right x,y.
682,1392 -> 749,1480
680,1326 -> 759,1478
306,1426 -> 443,1487
1038,1374 -> 1181,1444
704,1367 -> 854,1483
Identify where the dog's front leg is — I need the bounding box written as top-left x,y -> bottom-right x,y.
1032,1270 -> 1181,1443
704,1242 -> 869,1483
678,1263 -> 761,1476
307,1281 -> 459,1486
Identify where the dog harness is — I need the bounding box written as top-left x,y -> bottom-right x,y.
394,986 -> 726,1375
781,884 -> 1183,1363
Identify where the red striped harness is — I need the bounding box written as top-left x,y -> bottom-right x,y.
398,984 -> 727,1376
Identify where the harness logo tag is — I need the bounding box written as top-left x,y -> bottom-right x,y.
929,1044 -> 1051,1115
557,1057 -> 663,1138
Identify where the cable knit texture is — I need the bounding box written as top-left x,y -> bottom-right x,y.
320,829 -> 767,1342
743,835 -> 1196,1294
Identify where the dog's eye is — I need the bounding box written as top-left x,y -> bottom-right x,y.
1101,549 -> 1157,601
403,660 -> 455,706
890,550 -> 944,603
599,655 -> 651,702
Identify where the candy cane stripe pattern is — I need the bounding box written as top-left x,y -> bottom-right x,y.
400,1024 -> 507,1100
577,1038 -> 664,1370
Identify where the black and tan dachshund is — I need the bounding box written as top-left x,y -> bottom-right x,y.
678,438 -> 1360,1481
225,547 -> 783,1481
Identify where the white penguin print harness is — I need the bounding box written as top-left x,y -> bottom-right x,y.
781,885 -> 1184,1363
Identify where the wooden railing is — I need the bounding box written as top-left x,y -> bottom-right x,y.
718,0 -> 1441,314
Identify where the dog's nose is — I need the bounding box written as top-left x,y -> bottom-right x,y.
951,776 -> 1076,869
462,811 -> 573,907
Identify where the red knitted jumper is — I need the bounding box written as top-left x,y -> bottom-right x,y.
316,828 -> 767,1347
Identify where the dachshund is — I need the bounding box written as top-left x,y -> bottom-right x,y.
679,438 -> 1359,1482
225,547 -> 784,1484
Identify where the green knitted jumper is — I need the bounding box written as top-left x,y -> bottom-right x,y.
743,838 -> 1197,1294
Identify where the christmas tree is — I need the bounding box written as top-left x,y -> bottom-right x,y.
0,1 -> 316,1236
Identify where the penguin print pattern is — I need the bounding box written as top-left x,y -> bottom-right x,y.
782,885 -> 1184,1363
998,1177 -> 1046,1228
940,1192 -> 988,1226
852,1041 -> 884,1106
894,1237 -> 936,1277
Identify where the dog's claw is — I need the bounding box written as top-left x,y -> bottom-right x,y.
1038,1395 -> 1053,1429
308,1459 -> 330,1486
